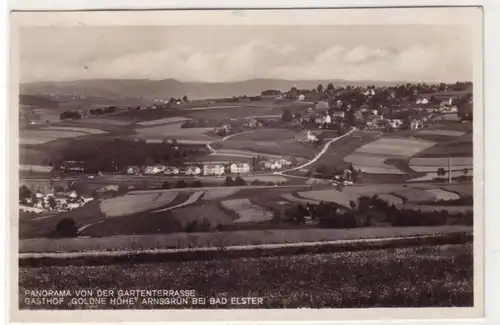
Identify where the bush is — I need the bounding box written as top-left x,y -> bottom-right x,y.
390,209 -> 447,227
161,181 -> 170,189
19,185 -> 32,202
272,210 -> 282,223
175,180 -> 188,188
192,181 -> 203,188
319,213 -> 358,229
224,176 -> 234,186
54,218 -> 78,238
185,219 -> 211,233
234,176 -> 247,186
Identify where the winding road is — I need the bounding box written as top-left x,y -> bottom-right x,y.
276,127 -> 356,175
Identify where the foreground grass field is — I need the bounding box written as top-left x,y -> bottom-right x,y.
19,243 -> 472,309
19,225 -> 471,254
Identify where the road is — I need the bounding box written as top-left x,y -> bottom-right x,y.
276,127 -> 356,175
206,130 -> 262,155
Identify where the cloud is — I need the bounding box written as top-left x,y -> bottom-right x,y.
21,39 -> 471,83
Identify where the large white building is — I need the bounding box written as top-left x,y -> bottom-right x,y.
230,163 -> 251,174
203,163 -> 225,176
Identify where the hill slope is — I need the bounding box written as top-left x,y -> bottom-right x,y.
20,78 -> 404,101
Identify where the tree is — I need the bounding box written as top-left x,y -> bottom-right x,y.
182,95 -> 188,102
175,180 -> 187,188
327,83 -> 335,92
437,168 -> 447,180
357,196 -> 372,213
272,210 -> 282,223
19,185 -> 32,202
317,84 -> 324,93
224,176 -> 234,186
47,196 -> 57,210
288,87 -> 298,99
54,218 -> 78,238
281,108 -> 293,122
161,181 -> 170,189
234,176 -> 246,186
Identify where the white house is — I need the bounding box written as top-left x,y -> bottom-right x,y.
332,111 -> 345,118
416,98 -> 429,105
144,166 -> 162,174
203,163 -> 225,176
298,94 -> 305,101
279,157 -> 293,166
185,166 -> 202,175
390,119 -> 403,128
410,120 -> 423,130
230,163 -> 251,174
67,202 -> 81,210
307,130 -> 318,142
324,114 -> 332,124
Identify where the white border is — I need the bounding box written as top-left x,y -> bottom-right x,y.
3,1 -> 499,325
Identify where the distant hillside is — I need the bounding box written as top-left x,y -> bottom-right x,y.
20,78 -> 404,101
19,94 -> 60,109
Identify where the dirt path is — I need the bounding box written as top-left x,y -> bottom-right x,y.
277,127 -> 356,174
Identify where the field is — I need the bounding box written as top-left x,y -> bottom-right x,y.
134,122 -> 215,141
415,134 -> 473,158
19,201 -> 106,239
220,199 -> 273,223
72,117 -> 133,126
393,188 -> 437,203
217,135 -> 319,159
423,189 -> 461,201
209,148 -> 285,159
153,191 -> 204,212
99,192 -> 180,217
183,103 -> 306,119
344,137 -> 435,175
171,204 -> 233,228
280,193 -> 320,205
201,188 -> 240,201
19,243 -> 473,308
442,183 -> 474,198
42,126 -> 108,135
227,129 -> 297,142
297,189 -> 354,208
417,129 -> 466,137
409,157 -> 473,175
407,171 -> 471,182
81,209 -> 184,237
306,131 -> 378,173
19,225 -> 471,254
19,129 -> 93,145
137,117 -> 192,126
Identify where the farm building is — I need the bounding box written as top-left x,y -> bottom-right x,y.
298,94 -> 306,101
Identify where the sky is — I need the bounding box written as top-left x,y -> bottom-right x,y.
19,25 -> 473,83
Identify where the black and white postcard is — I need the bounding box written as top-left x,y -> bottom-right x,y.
8,7 -> 484,323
